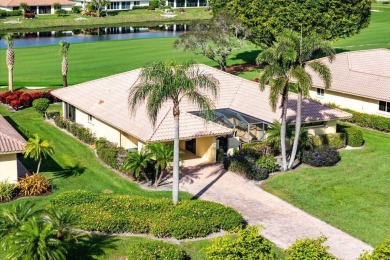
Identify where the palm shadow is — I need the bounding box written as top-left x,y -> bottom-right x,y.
67,234 -> 119,259
52,163 -> 86,179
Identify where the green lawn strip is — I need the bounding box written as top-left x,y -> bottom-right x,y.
262,124 -> 390,246
0,38 -> 259,88
0,104 -> 192,210
0,8 -> 211,31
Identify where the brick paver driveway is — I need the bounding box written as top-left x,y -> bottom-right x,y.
179,164 -> 373,260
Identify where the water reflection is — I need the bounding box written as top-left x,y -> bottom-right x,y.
0,24 -> 189,48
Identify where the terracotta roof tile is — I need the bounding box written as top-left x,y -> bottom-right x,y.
0,116 -> 26,153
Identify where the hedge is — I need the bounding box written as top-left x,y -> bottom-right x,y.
312,133 -> 346,149
128,240 -> 187,260
337,124 -> 364,147
53,116 -> 97,145
341,108 -> 390,133
95,138 -> 126,169
50,190 -> 243,239
0,10 -> 22,17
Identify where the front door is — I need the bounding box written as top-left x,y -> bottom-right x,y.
185,139 -> 196,154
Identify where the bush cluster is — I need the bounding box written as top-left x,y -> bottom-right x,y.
343,108 -> 390,133
128,240 -> 187,259
55,9 -> 68,16
360,237 -> 390,260
50,190 -> 243,239
132,5 -> 149,9
337,124 -> 364,147
223,148 -> 272,181
241,141 -> 273,154
0,9 -> 22,17
302,146 -> 341,167
18,173 -> 52,196
95,138 -> 126,169
0,181 -> 17,202
32,98 -> 50,114
285,236 -> 336,259
0,90 -> 58,111
71,5 -> 81,13
53,116 -> 97,145
312,133 -> 346,149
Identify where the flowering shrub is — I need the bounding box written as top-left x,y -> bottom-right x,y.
301,146 -> 341,167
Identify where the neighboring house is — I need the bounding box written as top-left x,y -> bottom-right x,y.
0,0 -> 75,14
51,64 -> 350,164
0,116 -> 26,183
308,48 -> 390,117
71,0 -> 205,10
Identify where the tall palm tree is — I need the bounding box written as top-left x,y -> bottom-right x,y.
257,29 -> 334,171
5,34 -> 15,92
59,41 -> 70,88
129,60 -> 219,204
122,150 -> 153,184
146,142 -> 174,188
23,133 -> 54,173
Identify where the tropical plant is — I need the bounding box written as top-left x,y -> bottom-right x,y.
257,29 -> 334,170
19,2 -> 30,12
18,173 -> 52,196
146,142 -> 174,188
23,133 -> 54,173
128,60 -> 219,204
5,34 -> 15,92
45,207 -> 76,241
266,121 -> 293,153
59,41 -> 70,87
0,180 -> 16,202
121,150 -> 153,184
53,2 -> 61,9
91,0 -> 110,17
174,12 -> 248,71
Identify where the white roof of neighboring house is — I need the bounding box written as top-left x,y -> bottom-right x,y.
0,0 -> 75,6
52,64 -> 350,143
309,48 -> 390,102
0,116 -> 26,154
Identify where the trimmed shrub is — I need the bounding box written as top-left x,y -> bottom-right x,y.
50,190 -> 243,238
256,154 -> 279,173
360,237 -> 390,260
128,240 -> 187,260
302,146 -> 341,167
132,5 -> 149,9
285,236 -> 336,260
19,93 -> 33,107
343,108 -> 390,133
0,9 -> 23,17
344,127 -> 363,147
71,5 -> 81,13
0,181 -> 16,202
312,133 -> 346,149
18,173 -> 52,196
242,141 -> 273,155
56,8 -> 67,16
32,98 -> 50,114
96,138 -> 126,169
206,226 -> 277,259
10,100 -> 22,110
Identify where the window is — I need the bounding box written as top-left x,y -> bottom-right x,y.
109,1 -> 120,9
88,114 -> 93,122
302,121 -> 325,128
133,1 -> 140,5
379,100 -> 390,113
122,1 -> 131,9
317,88 -> 324,96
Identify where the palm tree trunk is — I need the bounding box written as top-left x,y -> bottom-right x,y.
288,88 -> 302,169
280,87 -> 289,171
37,156 -> 42,173
172,111 -> 180,204
154,167 -> 160,188
155,169 -> 165,188
8,68 -> 13,92
62,74 -> 67,88
141,170 -> 150,184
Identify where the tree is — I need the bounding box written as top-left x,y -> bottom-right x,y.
122,150 -> 153,184
174,12 -> 248,71
59,41 -> 70,88
23,133 -> 54,173
146,142 -> 174,188
5,34 -> 15,92
91,0 -> 110,17
53,2 -> 61,9
19,2 -> 30,12
213,0 -> 372,46
129,60 -> 219,204
256,30 -> 334,171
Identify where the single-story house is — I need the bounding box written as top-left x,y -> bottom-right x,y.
51,64 -> 350,164
0,0 -> 75,14
70,0 -> 206,10
308,48 -> 390,117
0,116 -> 26,183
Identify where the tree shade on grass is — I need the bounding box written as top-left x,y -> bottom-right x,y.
262,124 -> 390,246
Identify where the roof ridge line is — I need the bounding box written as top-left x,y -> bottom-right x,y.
0,131 -> 25,146
147,107 -> 172,142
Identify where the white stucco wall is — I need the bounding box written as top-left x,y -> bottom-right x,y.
305,120 -> 337,136
0,153 -> 18,184
310,88 -> 390,117
0,7 -> 13,11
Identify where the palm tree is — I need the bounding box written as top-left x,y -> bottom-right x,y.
266,120 -> 293,153
129,60 -> 219,204
146,142 -> 174,188
5,34 -> 15,92
257,29 -> 334,171
23,133 -> 54,173
45,207 -> 75,241
59,41 -> 70,88
122,150 -> 153,184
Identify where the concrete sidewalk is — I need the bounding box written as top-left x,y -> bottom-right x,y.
179,164 -> 373,260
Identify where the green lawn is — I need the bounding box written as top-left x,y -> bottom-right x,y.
262,125 -> 390,246
0,8 -> 211,31
0,37 -> 260,88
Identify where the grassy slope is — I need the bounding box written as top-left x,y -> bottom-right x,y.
0,37 -> 259,88
263,125 -> 390,246
0,8 -> 211,31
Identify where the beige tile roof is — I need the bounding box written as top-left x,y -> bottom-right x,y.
51,64 -> 350,142
0,0 -> 74,7
308,48 -> 390,102
0,116 -> 26,154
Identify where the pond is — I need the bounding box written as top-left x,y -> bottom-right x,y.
0,23 -> 189,48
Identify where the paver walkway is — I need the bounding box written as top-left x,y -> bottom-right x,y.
179,163 -> 373,260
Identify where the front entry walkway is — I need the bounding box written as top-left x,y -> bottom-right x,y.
179,164 -> 373,260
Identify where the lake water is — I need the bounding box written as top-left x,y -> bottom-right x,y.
0,23 -> 188,48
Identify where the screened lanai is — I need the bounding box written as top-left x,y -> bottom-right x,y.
191,108 -> 269,143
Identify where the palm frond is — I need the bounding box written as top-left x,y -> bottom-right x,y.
307,61 -> 332,89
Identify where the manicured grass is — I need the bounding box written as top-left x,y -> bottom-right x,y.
0,37 -> 259,88
0,8 -> 211,31
262,124 -> 390,246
